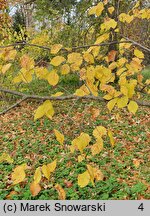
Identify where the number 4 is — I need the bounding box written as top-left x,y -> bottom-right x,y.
138,203 -> 144,211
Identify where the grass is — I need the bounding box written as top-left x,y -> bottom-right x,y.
141,66 -> 150,81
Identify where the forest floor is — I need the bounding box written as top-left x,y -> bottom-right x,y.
0,95 -> 150,200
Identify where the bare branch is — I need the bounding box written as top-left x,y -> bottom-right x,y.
0,87 -> 105,102
122,36 -> 150,52
0,39 -> 149,52
24,0 -> 36,5
0,42 -> 51,51
0,88 -> 149,116
0,96 -> 28,115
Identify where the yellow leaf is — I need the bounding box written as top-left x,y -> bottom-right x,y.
87,164 -> 95,186
96,2 -> 104,16
95,33 -> 109,44
93,168 -> 104,181
117,58 -> 127,67
145,79 -> 150,85
34,167 -> 41,184
13,74 -> 22,83
91,138 -> 103,156
86,66 -> 95,83
20,54 -> 35,70
137,74 -> 143,84
109,62 -> 117,70
78,171 -> 90,188
108,6 -> 114,14
103,94 -> 113,100
41,160 -> 56,180
71,132 -> 91,153
19,68 -> 33,83
86,80 -> 98,96
67,52 -> 83,66
34,103 -> 45,121
93,126 -> 107,139
12,164 -> 27,185
46,70 -> 59,86
134,49 -> 144,59
119,13 -> 134,23
35,67 -> 49,79
0,153 -> 13,164
3,49 -> 17,61
133,1 -> 140,9
128,83 -> 136,98
119,39 -> 132,52
83,52 -> 94,64
70,63 -> 80,72
101,19 -> 117,31
51,44 -> 63,54
41,165 -> 51,180
47,160 -> 57,173
44,100 -> 55,119
100,84 -> 115,94
127,101 -> 138,114
88,6 -> 97,16
51,92 -> 64,97
117,96 -> 128,108
127,58 -> 143,73
34,100 -> 54,121
88,2 -> 104,17
116,67 -> 126,76
78,155 -> 85,162
61,64 -> 70,74
74,85 -> 90,97
92,46 -> 100,57
54,129 -> 64,145
107,98 -> 118,112
50,56 -> 66,66
30,181 -> 41,197
1,63 -> 12,74
140,8 -> 150,19
70,143 -> 76,153
55,184 -> 66,200
108,129 -> 115,147
114,91 -> 122,98
79,68 -> 86,80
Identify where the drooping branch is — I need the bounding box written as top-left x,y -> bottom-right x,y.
122,36 -> 150,53
0,87 -> 149,116
0,40 -> 150,52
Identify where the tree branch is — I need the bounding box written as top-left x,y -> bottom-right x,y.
24,0 -> 36,5
1,39 -> 149,52
0,87 -> 149,116
122,36 -> 150,52
0,87 -> 105,102
0,96 -> 28,115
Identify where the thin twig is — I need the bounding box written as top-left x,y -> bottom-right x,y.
0,96 -> 28,115
121,36 -> 150,52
